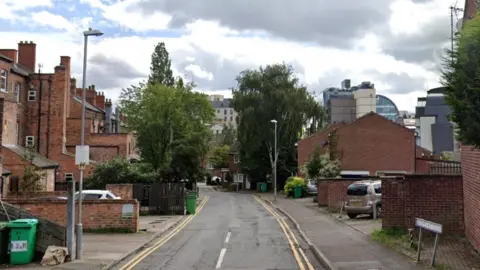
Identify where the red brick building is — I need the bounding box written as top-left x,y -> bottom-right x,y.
298,112 -> 425,176
0,41 -> 137,190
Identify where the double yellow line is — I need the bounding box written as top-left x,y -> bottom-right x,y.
119,196 -> 210,270
253,195 -> 314,270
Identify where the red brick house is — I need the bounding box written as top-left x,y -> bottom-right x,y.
0,41 -> 138,190
298,112 -> 426,176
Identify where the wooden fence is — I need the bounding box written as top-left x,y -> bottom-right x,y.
0,202 -> 66,253
132,183 -> 186,215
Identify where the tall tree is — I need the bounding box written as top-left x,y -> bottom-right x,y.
442,13 -> 480,146
148,42 -> 175,86
231,63 -> 326,185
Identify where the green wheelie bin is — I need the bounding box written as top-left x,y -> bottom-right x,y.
8,219 -> 38,265
293,186 -> 303,198
186,192 -> 197,214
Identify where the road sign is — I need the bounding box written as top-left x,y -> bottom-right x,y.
415,218 -> 442,267
75,145 -> 90,165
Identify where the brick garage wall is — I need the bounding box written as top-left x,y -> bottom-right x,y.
317,179 -> 355,209
461,145 -> 480,251
5,199 -> 139,232
106,184 -> 133,199
382,175 -> 464,234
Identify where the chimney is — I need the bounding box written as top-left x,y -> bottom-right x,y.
104,98 -> 112,133
114,106 -> 120,133
0,49 -> 17,63
70,78 -> 77,94
18,41 -> 36,72
86,85 -> 95,105
96,92 -> 105,109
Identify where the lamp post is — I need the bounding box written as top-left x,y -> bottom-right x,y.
271,119 -> 278,202
77,27 -> 103,260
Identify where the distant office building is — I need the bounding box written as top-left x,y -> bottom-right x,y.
208,95 -> 238,134
323,80 -> 400,124
415,87 -> 457,153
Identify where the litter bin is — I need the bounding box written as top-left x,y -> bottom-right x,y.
260,182 -> 267,193
293,186 -> 303,198
0,222 -> 9,264
186,192 -> 197,215
8,219 -> 38,265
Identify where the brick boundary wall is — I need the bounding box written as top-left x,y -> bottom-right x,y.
461,145 -> 480,251
106,184 -> 134,199
382,175 -> 464,234
317,179 -> 355,210
6,191 -> 67,199
6,199 -> 139,232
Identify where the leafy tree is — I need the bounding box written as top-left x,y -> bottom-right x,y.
148,42 -> 175,86
209,145 -> 231,169
231,63 -> 326,186
20,147 -> 45,192
304,145 -> 341,179
85,158 -> 156,189
210,123 -> 236,147
305,146 -> 323,179
442,13 -> 480,146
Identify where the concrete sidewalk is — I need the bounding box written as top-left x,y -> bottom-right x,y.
261,194 -> 422,270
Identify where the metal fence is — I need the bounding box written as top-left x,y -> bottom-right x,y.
427,160 -> 462,175
132,182 -> 186,215
54,181 -> 80,191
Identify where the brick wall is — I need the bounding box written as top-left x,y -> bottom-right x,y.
106,184 -> 133,199
382,175 -> 464,234
317,179 -> 355,209
461,145 -> 480,250
6,199 -> 139,232
6,191 -> 66,199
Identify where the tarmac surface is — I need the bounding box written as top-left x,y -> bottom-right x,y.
115,189 -> 323,270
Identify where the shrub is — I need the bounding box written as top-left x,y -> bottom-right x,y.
284,176 -> 306,195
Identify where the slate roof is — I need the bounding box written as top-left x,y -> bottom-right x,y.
212,99 -> 232,109
0,53 -> 31,76
3,144 -> 59,169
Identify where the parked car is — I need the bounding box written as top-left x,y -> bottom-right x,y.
75,190 -> 120,200
306,179 -> 317,195
344,180 -> 381,219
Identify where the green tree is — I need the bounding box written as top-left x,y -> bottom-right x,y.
231,63 -> 326,183
209,145 -> 231,169
304,146 -> 341,179
442,13 -> 480,146
20,147 -> 45,192
148,42 -> 175,86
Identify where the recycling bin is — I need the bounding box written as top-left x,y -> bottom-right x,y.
260,182 -> 267,193
8,219 -> 38,265
293,186 -> 303,198
186,192 -> 197,214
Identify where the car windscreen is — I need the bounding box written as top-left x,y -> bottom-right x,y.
347,184 -> 368,196
374,183 -> 381,194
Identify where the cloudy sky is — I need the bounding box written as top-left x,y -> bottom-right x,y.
0,0 -> 464,111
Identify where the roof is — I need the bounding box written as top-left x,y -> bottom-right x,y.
427,87 -> 446,94
0,54 -> 31,76
3,144 -> 59,169
72,96 -> 103,113
212,99 -> 232,109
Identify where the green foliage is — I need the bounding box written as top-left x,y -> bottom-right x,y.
440,151 -> 453,160
208,145 -> 230,169
85,157 -> 156,189
304,145 -> 341,179
20,147 -> 45,192
284,176 -> 306,194
148,42 -> 175,86
442,12 -> 480,147
232,63 -> 326,180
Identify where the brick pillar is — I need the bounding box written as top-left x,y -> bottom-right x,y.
18,41 -> 36,72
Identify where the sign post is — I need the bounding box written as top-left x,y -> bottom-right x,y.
75,145 -> 89,260
415,218 -> 443,267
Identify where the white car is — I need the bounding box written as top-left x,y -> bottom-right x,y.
75,190 -> 121,200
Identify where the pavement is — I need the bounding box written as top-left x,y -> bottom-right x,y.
112,188 -> 323,270
261,193 -> 424,270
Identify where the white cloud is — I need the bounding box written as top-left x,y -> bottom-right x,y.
1,0 -> 53,19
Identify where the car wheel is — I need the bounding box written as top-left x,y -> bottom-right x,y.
347,213 -> 358,219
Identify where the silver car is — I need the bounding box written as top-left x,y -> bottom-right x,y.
306,179 -> 318,202
344,180 -> 381,219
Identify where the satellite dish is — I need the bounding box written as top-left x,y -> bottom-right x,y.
456,18 -> 463,30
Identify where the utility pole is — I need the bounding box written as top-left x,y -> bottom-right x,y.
270,119 -> 278,202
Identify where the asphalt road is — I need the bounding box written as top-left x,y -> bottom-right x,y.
119,188 -> 324,270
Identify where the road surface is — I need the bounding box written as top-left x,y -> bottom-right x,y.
115,187 -> 324,270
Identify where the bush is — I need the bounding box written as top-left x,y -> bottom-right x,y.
284,176 -> 306,195
85,157 -> 157,189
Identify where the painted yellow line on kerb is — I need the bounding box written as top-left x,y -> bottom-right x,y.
119,196 -> 210,270
253,195 -> 315,270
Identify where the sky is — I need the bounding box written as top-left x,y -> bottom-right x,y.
0,0 -> 465,112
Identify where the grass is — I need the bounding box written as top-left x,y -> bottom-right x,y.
371,228 -> 411,249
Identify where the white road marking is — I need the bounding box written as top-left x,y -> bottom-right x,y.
215,248 -> 227,269
224,232 -> 231,243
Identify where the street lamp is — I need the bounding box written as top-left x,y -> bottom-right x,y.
271,119 -> 278,202
77,27 -> 103,260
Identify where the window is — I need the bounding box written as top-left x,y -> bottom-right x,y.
346,184 -> 368,196
83,194 -> 102,200
28,91 -> 36,102
14,83 -> 20,103
224,109 -> 227,115
224,116 -> 227,121
217,109 -> 220,113
230,116 -> 233,121
230,110 -> 233,115
25,136 -> 35,147
0,70 -> 6,92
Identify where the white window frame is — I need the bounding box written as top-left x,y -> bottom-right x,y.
65,173 -> 74,181
14,83 -> 20,103
206,163 -> 214,170
28,90 -> 36,102
0,70 -> 6,92
234,154 -> 240,164
25,136 -> 35,147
